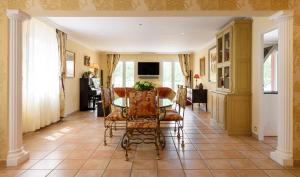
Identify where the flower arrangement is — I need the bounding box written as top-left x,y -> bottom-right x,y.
134,80 -> 155,91
82,71 -> 93,78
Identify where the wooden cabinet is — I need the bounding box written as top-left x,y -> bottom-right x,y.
187,88 -> 208,111
211,92 -> 226,129
211,19 -> 252,136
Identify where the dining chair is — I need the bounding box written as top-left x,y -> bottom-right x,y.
168,84 -> 183,112
163,85 -> 183,132
122,89 -> 160,161
159,86 -> 187,147
101,87 -> 126,146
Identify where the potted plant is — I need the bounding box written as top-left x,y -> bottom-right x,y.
134,80 -> 155,91
82,71 -> 93,78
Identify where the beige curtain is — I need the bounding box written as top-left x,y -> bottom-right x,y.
56,29 -> 67,118
23,18 -> 60,133
107,54 -> 120,87
178,54 -> 191,87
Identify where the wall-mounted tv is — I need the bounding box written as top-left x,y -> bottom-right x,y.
138,62 -> 160,76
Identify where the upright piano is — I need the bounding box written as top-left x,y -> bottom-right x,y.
80,78 -> 101,111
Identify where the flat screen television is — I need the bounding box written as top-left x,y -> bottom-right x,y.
138,62 -> 160,76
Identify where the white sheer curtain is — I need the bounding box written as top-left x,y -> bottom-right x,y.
22,18 -> 60,133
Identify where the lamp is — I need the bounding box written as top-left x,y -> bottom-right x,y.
193,74 -> 200,88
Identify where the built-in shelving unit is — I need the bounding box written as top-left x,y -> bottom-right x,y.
217,27 -> 232,92
210,19 -> 252,135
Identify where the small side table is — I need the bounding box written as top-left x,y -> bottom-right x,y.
187,88 -> 208,111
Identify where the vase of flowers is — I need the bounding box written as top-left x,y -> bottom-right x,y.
134,80 -> 155,91
82,71 -> 93,78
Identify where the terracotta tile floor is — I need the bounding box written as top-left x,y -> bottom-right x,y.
0,106 -> 298,177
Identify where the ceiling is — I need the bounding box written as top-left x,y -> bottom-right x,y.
46,17 -> 232,53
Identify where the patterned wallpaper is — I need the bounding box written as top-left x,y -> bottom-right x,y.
293,0 -> 300,162
0,0 -> 293,13
0,0 -> 299,161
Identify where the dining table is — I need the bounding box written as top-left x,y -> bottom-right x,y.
112,97 -> 173,109
112,97 -> 173,149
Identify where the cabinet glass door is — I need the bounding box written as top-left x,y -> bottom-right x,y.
224,32 -> 230,62
224,66 -> 230,89
217,37 -> 223,63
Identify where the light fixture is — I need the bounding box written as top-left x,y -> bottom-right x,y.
193,74 -> 200,88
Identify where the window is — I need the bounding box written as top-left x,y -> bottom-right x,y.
112,62 -> 123,87
263,49 -> 278,93
163,62 -> 172,88
112,61 -> 135,87
174,62 -> 184,89
125,62 -> 134,87
163,61 -> 184,90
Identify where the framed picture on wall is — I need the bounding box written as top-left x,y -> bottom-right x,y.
208,46 -> 217,82
200,57 -> 205,77
84,55 -> 90,66
66,50 -> 75,78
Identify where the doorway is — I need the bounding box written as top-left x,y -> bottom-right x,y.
260,29 -> 279,143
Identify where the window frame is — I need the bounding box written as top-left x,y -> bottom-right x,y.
112,60 -> 135,87
263,47 -> 278,95
162,60 -> 184,90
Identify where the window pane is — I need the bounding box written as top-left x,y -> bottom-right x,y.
112,62 -> 123,87
163,62 -> 172,88
125,62 -> 134,87
263,49 -> 278,92
174,62 -> 184,90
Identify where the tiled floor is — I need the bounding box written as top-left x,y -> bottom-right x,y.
0,106 -> 298,177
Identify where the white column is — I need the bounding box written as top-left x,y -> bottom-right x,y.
270,11 -> 293,167
6,9 -> 30,166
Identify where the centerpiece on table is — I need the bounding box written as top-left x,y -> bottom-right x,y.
134,80 -> 155,91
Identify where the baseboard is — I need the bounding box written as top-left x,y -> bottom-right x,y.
270,150 -> 293,167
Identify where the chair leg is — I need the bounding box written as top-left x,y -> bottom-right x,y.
104,124 -> 110,146
109,121 -> 114,137
114,121 -> 117,131
155,130 -> 160,160
177,122 -> 180,139
125,131 -> 130,161
181,120 -> 184,147
174,122 -> 177,132
121,132 -> 127,150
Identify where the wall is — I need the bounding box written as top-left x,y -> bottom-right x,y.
263,94 -> 279,136
293,1 -> 300,162
64,39 -> 101,115
191,42 -> 217,112
98,52 -> 108,87
251,17 -> 277,137
101,53 -> 179,86
0,16 -> 8,160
